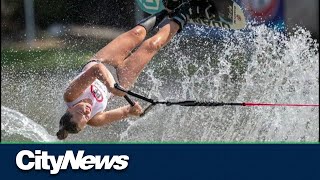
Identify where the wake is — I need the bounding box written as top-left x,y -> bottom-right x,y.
1,106 -> 56,142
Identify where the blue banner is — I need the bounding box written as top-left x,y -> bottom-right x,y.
0,144 -> 319,180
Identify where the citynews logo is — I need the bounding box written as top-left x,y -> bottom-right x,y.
16,150 -> 129,175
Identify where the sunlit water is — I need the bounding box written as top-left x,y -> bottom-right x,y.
1,25 -> 319,142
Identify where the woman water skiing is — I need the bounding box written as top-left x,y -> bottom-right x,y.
57,1 -> 215,140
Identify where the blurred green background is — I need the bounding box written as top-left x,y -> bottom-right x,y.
1,0 -> 139,71
1,0 -> 319,72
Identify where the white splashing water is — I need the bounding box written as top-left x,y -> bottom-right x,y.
1,106 -> 56,142
1,24 -> 319,142
120,25 -> 319,142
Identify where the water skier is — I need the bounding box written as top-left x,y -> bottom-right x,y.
57,1 -> 215,140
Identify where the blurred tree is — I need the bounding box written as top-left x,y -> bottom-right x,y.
1,0 -> 136,41
34,0 -> 70,28
1,0 -> 25,40
34,0 -> 135,29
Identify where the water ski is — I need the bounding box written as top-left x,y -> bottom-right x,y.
136,0 -> 247,30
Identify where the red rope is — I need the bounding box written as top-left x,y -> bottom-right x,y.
244,102 -> 320,107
